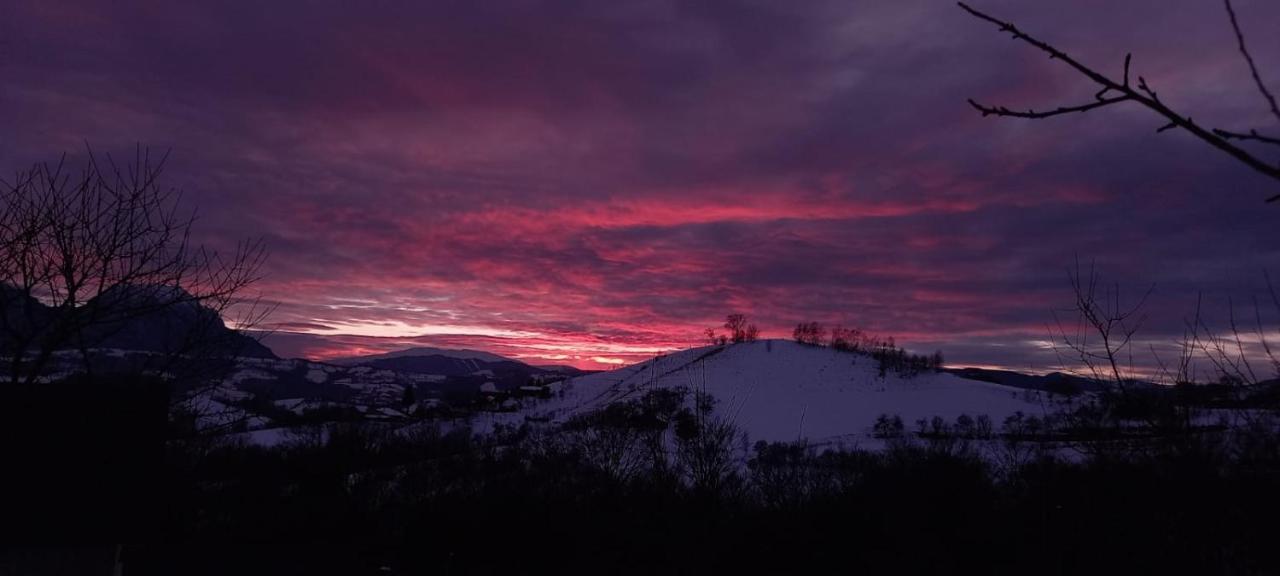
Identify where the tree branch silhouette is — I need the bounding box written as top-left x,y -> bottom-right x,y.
958,2 -> 1280,203
0,146 -> 269,388
1213,127 -> 1280,147
1223,0 -> 1280,124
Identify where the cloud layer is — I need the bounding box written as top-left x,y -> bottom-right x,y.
4,0 -> 1278,369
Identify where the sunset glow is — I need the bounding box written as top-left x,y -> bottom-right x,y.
4,0 -> 1278,370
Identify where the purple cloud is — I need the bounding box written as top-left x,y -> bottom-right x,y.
4,0 -> 1277,369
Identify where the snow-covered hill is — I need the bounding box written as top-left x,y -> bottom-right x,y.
528,340 -> 1047,445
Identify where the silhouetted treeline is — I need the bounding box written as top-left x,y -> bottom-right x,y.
8,384 -> 1280,576
134,423 -> 1280,574
794,321 -> 944,376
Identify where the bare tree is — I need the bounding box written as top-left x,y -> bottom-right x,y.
793,322 -> 827,346
959,1 -> 1280,203
566,416 -> 651,484
674,391 -> 742,495
723,313 -> 748,343
0,147 -> 269,388
1189,276 -> 1280,387
829,325 -> 863,352
1049,260 -> 1152,395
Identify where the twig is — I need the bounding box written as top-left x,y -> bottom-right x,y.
1212,128 -> 1280,146
958,2 -> 1280,203
968,97 -> 1130,119
1223,0 -> 1280,124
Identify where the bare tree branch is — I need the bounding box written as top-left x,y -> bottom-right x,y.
958,2 -> 1280,203
967,96 -> 1130,119
1051,258 -> 1152,396
1,147 -> 270,391
1223,0 -> 1280,125
1212,128 -> 1280,147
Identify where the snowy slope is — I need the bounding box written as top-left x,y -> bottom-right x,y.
528,340 -> 1047,444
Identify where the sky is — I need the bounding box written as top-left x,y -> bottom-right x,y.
3,0 -> 1278,371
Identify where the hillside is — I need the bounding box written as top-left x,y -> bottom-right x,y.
529,339 -> 1046,444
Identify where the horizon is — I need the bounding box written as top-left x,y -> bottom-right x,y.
256,336 -> 1170,379
5,0 -> 1279,373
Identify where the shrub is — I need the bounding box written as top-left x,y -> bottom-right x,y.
872,413 -> 905,439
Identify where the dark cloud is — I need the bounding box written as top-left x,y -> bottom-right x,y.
3,0 -> 1277,368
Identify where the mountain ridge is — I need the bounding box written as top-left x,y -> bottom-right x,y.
330,346 -> 511,365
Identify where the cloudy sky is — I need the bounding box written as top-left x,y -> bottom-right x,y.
3,0 -> 1278,370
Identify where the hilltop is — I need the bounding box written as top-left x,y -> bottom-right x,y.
530,339 -> 1045,444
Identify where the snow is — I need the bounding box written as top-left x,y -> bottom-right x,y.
274,398 -> 307,412
198,339 -> 1054,451
527,340 -> 1046,444
226,368 -> 276,384
240,427 -> 294,447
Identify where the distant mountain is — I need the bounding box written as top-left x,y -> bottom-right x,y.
943,367 -> 1142,394
534,364 -> 597,375
331,346 -> 510,365
360,355 -> 523,378
86,286 -> 275,359
0,285 -> 54,350
0,283 -> 275,359
333,346 -> 586,391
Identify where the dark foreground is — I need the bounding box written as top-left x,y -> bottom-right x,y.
4,383 -> 1280,575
